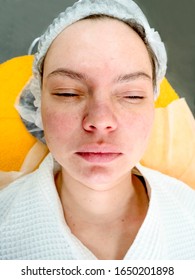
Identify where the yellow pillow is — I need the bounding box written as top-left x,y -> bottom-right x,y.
0,56 -> 36,171
141,98 -> 195,189
0,55 -> 178,172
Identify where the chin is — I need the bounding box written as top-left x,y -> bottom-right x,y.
76,166 -> 129,191
82,178 -> 118,191
59,155 -> 133,190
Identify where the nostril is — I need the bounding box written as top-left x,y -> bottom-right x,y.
89,124 -> 96,130
82,107 -> 118,132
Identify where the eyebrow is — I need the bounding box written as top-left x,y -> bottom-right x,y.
46,68 -> 152,83
46,68 -> 87,81
116,72 -> 152,83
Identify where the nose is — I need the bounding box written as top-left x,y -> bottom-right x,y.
82,99 -> 118,133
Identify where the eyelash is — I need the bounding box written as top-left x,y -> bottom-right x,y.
53,93 -> 143,97
53,93 -> 145,105
53,93 -> 79,97
125,96 -> 144,99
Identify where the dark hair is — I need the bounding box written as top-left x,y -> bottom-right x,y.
82,14 -> 158,89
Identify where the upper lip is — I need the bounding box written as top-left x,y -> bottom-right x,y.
76,144 -> 122,154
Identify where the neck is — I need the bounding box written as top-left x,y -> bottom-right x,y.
56,170 -> 148,226
55,170 -> 149,260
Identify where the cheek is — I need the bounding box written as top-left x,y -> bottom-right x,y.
122,108 -> 154,146
41,106 -> 80,142
137,113 -> 154,138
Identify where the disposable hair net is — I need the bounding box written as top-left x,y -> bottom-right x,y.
16,0 -> 167,141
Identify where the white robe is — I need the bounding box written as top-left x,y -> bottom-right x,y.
0,153 -> 195,260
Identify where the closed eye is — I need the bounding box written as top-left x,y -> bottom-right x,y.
53,93 -> 79,97
122,94 -> 145,104
124,96 -> 144,100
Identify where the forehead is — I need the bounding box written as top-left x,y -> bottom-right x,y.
43,18 -> 152,79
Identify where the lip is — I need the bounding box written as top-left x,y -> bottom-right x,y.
75,144 -> 122,163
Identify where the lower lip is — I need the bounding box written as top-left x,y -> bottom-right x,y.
76,152 -> 122,163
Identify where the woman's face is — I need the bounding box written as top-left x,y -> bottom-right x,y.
41,18 -> 155,189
